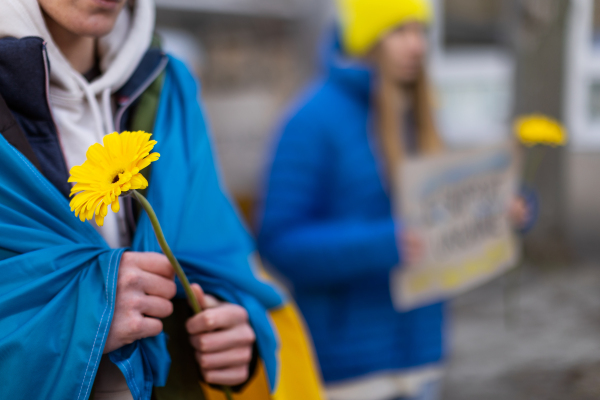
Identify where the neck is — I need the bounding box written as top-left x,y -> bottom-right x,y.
43,13 -> 97,74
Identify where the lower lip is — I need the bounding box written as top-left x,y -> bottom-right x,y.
92,0 -> 122,10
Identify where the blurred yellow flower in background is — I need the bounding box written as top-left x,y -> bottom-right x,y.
514,115 -> 567,147
68,131 -> 160,226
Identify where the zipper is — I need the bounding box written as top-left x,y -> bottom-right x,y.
114,54 -> 169,132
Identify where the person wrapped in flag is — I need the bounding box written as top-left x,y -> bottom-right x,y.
0,0 -> 324,399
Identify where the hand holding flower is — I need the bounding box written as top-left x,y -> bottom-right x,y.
186,284 -> 256,386
69,131 -> 236,399
514,115 -> 567,185
508,197 -> 530,230
104,252 -> 177,354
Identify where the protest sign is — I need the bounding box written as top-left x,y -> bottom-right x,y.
390,141 -> 521,310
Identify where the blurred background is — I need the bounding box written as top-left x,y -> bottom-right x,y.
154,0 -> 600,398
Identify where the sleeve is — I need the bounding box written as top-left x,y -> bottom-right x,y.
257,112 -> 401,290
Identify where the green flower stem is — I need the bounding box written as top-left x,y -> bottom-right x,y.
505,144 -> 548,329
132,190 -> 201,314
524,145 -> 547,186
131,190 -> 234,400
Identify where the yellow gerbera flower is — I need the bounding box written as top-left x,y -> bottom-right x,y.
514,115 -> 567,147
68,131 -> 160,226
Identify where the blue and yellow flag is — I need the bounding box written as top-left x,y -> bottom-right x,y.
0,56 -> 324,399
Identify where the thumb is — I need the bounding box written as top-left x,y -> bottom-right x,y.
190,283 -> 208,310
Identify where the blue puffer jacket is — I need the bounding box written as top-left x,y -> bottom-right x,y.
256,37 -> 445,383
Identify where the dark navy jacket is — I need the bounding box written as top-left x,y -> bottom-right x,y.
0,36 -> 167,196
256,38 -> 445,382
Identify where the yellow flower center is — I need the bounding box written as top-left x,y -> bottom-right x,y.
111,169 -> 125,184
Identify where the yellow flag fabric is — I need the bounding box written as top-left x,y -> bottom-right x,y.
202,302 -> 327,400
335,0 -> 432,56
271,303 -> 327,400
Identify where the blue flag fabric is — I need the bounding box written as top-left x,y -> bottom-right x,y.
0,55 -> 283,399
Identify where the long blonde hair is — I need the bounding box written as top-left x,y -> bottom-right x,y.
374,68 -> 443,188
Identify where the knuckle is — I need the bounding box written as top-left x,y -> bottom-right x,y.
128,317 -> 144,336
200,311 -> 216,330
127,295 -> 143,311
120,269 -> 142,288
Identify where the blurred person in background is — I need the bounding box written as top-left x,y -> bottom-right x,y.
256,1 -> 535,400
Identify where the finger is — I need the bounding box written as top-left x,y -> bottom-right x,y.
196,346 -> 253,370
139,270 -> 177,299
203,365 -> 249,386
186,304 -> 249,335
132,317 -> 164,341
189,323 -> 255,353
191,283 -> 207,310
135,252 -> 175,279
138,295 -> 174,319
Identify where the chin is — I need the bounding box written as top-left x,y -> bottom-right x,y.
70,15 -> 120,37
393,75 -> 419,86
70,0 -> 126,37
393,68 -> 421,85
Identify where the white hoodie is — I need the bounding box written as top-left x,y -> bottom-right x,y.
0,0 -> 155,248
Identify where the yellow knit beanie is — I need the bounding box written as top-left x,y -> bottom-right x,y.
335,0 -> 432,57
